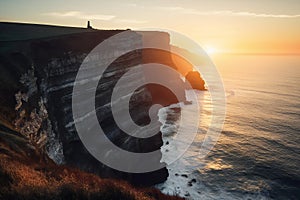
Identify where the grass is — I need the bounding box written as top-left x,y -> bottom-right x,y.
0,125 -> 184,200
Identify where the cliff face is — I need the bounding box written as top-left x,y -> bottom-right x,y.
0,23 -> 186,185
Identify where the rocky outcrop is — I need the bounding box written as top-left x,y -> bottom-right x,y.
0,22 -> 187,186
185,71 -> 206,90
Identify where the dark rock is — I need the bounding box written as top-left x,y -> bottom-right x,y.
181,174 -> 188,178
184,191 -> 190,197
187,178 -> 196,186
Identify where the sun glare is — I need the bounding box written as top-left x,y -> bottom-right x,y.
203,46 -> 218,55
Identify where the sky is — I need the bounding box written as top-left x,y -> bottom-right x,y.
1,0 -> 300,54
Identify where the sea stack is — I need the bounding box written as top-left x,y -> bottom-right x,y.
185,71 -> 206,90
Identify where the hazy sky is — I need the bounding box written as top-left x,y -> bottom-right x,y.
1,0 -> 300,54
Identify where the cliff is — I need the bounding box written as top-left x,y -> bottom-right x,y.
0,22 -> 188,187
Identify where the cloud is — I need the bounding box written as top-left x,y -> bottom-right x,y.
44,11 -> 147,24
44,11 -> 115,21
115,19 -> 148,24
185,10 -> 300,18
155,6 -> 300,18
156,6 -> 185,11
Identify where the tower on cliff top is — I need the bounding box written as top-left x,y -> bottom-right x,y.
87,21 -> 92,29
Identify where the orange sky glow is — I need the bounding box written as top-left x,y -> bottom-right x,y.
1,0 -> 299,55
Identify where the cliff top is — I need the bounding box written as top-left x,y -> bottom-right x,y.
0,21 -> 124,42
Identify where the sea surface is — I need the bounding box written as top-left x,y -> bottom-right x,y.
156,55 -> 300,199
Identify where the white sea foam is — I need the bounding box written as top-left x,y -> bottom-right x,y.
157,90 -> 269,200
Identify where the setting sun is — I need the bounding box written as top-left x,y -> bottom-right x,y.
203,45 -> 219,55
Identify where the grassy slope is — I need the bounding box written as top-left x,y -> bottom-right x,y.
0,124 -> 183,200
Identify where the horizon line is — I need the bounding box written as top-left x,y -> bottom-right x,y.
216,52 -> 300,56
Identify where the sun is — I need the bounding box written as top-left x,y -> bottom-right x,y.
203,45 -> 218,55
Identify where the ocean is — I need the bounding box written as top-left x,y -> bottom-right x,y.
156,55 -> 300,199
